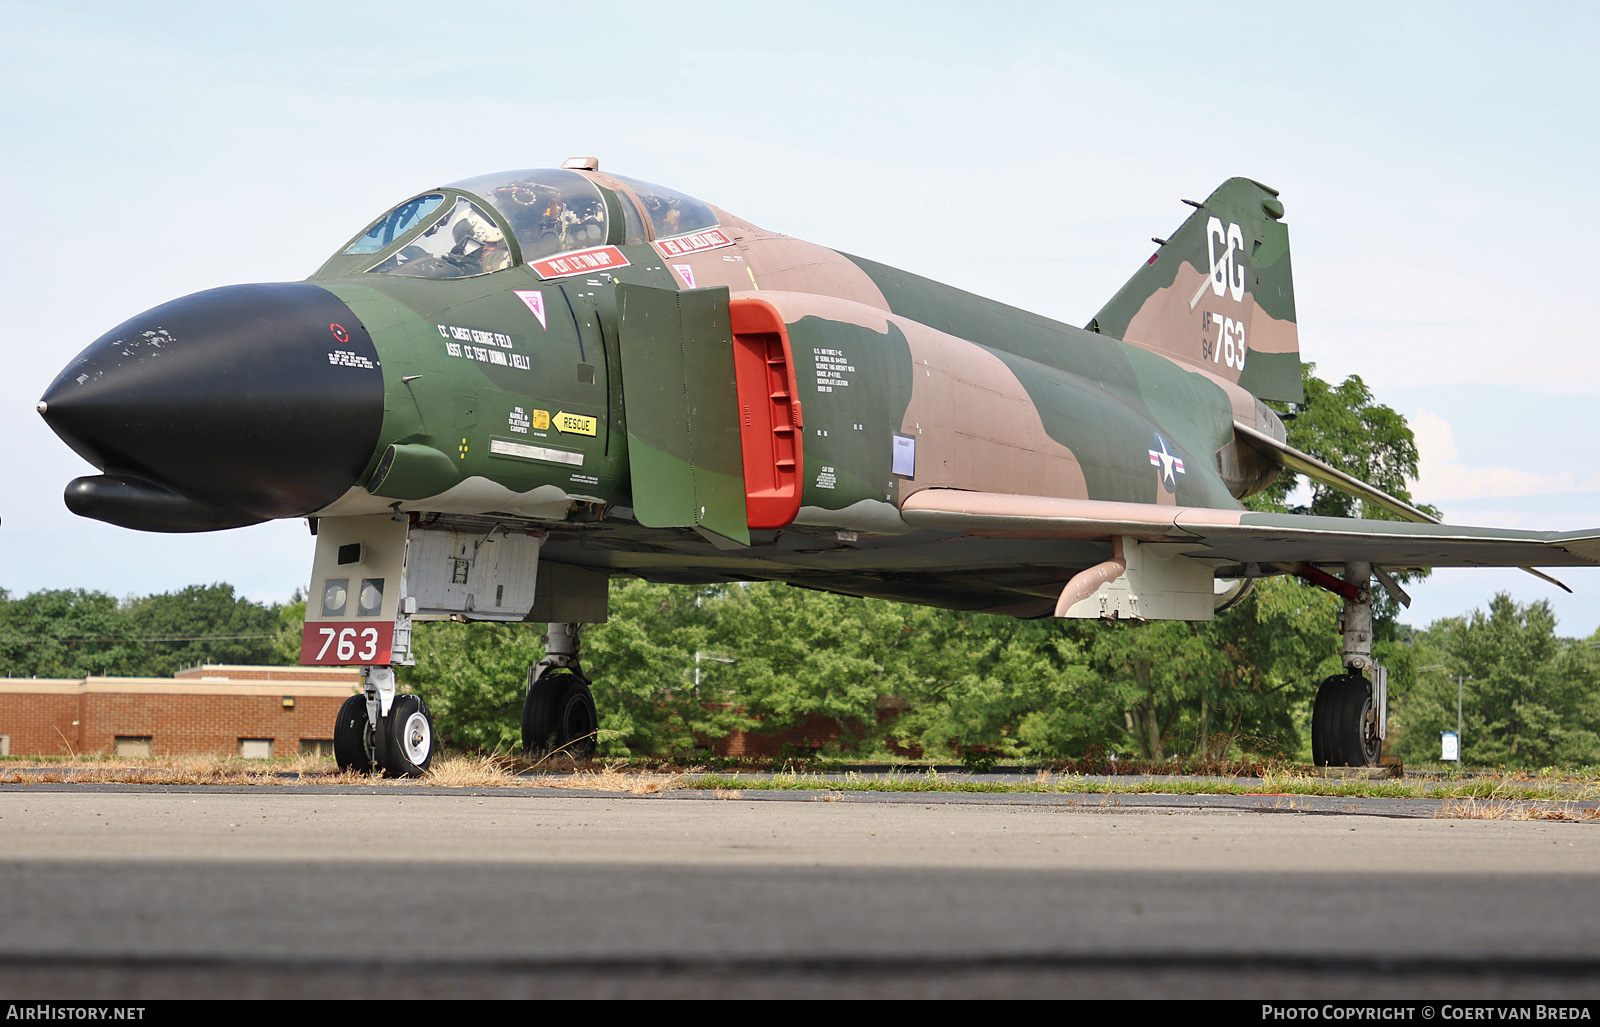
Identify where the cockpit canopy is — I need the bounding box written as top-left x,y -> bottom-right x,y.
328,168 -> 723,280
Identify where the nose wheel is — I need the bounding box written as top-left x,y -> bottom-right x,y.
333,693 -> 374,773
382,694 -> 435,777
331,675 -> 434,777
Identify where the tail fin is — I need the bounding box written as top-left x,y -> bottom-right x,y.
1087,177 -> 1303,405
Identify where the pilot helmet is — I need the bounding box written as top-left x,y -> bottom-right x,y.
452,213 -> 504,251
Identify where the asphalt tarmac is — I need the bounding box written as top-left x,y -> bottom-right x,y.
1,784 -> 1597,999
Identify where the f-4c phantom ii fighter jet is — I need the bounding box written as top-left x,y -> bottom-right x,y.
38,158 -> 1600,774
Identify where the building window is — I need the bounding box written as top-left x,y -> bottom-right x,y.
300,739 -> 335,758
114,736 -> 152,758
238,739 -> 274,759
0,735 -> 9,756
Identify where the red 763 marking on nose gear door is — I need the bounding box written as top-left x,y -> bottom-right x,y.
300,622 -> 394,665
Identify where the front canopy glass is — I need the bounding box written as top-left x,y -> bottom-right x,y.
365,197 -> 512,279
342,194 -> 445,255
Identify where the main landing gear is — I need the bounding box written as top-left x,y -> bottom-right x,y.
1307,561 -> 1388,768
1311,672 -> 1382,767
522,622 -> 599,758
333,665 -> 436,777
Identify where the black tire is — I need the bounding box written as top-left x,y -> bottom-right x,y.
555,678 -> 598,758
1311,674 -> 1344,766
522,670 -> 598,758
521,669 -> 564,756
1335,674 -> 1382,768
333,694 -> 373,773
381,694 -> 434,778
1312,673 -> 1382,767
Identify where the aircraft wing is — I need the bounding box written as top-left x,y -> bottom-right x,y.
898,489 -> 1600,571
1230,419 -> 1575,591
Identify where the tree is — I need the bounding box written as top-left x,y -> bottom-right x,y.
1393,595 -> 1600,767
408,580 -> 751,756
1253,364 -> 1439,522
573,580 -> 748,756
269,593 -> 307,665
706,583 -> 938,755
1058,618 -> 1222,760
117,584 -> 282,676
1206,576 -> 1345,758
0,588 -> 132,678
1251,364 -> 1440,633
0,584 -> 284,680
885,612 -> 1097,761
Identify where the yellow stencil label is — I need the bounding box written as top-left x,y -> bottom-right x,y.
553,411 -> 597,436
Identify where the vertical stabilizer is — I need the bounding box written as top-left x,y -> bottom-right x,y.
1089,178 -> 1302,404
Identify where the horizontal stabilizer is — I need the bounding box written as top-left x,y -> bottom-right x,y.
1232,420 -> 1437,524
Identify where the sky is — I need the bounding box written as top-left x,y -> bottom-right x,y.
2,0 -> 1598,635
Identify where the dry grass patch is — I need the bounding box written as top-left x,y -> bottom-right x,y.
521,761 -> 687,795
422,752 -> 521,786
1438,798 -> 1600,822
0,753 -> 344,786
0,752 -> 690,792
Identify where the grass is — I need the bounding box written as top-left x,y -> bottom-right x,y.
0,751 -> 697,793
2,752 -> 1598,811
1437,798 -> 1600,822
0,751 -> 352,786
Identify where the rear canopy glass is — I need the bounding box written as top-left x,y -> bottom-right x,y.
607,174 -> 719,240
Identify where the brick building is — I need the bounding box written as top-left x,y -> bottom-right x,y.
0,665 -> 359,758
0,666 -> 915,761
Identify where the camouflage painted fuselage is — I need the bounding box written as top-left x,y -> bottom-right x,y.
41,169 -> 1308,617
292,173 -> 1296,616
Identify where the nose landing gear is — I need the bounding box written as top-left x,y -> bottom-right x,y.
332,666 -> 435,778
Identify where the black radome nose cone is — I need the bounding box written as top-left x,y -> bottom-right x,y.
39,282 -> 384,526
